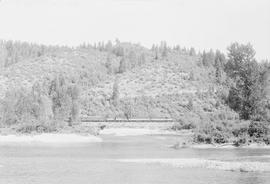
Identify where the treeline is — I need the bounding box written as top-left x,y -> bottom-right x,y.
198,42 -> 270,122
193,43 -> 270,145
0,40 -> 72,67
151,41 -> 198,59
0,39 -> 201,72
0,75 -> 80,133
0,39 -> 149,75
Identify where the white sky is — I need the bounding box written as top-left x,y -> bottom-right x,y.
0,0 -> 269,60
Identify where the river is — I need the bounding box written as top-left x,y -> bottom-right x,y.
0,134 -> 270,184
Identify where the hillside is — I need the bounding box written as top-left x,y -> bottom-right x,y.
82,52 -> 236,123
0,43 -> 238,127
0,41 -> 270,145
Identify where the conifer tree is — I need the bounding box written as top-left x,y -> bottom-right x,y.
111,77 -> 120,107
119,57 -> 127,73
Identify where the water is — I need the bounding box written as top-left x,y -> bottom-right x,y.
0,134 -> 270,184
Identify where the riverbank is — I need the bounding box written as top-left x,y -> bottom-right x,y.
0,125 -> 102,143
0,126 -> 269,149
0,133 -> 102,143
99,128 -> 191,136
0,127 -> 185,144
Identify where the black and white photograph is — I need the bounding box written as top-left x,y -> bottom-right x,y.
0,0 -> 270,183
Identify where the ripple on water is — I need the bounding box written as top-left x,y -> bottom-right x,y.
117,158 -> 270,172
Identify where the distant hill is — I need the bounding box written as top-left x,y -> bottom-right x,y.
0,41 -> 239,126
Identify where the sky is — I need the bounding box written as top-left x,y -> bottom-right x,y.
0,0 -> 269,60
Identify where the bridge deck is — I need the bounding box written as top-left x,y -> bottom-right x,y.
80,119 -> 176,129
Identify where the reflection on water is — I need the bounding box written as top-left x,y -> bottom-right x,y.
0,134 -> 269,184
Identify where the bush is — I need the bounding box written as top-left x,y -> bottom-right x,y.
122,100 -> 134,120
172,122 -> 196,130
172,115 -> 198,130
248,121 -> 269,141
16,122 -> 57,134
194,121 -> 233,144
193,119 -> 270,145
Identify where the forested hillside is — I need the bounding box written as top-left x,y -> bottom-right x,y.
0,39 -> 269,145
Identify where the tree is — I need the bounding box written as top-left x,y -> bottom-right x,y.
123,100 -> 133,120
202,50 -> 215,67
105,40 -> 113,52
154,49 -> 159,60
189,47 -> 196,56
67,82 -> 80,125
151,44 -> 157,51
215,57 -> 226,83
111,77 -> 120,106
128,50 -> 137,68
138,53 -> 146,66
49,75 -> 73,121
160,41 -> 168,58
105,54 -> 113,74
225,42 -> 262,120
215,50 -> 226,68
0,41 -> 7,68
119,57 -> 127,73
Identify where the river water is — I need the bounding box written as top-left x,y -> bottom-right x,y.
0,134 -> 270,184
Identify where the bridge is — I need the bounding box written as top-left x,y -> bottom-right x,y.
79,118 -> 176,129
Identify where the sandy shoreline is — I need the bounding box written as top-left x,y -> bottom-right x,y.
99,128 -> 190,136
0,133 -> 102,143
0,128 -> 269,149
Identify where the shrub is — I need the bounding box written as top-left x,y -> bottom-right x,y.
172,121 -> 196,130
248,121 -> 269,141
193,119 -> 270,145
16,121 -> 58,134
123,100 -> 134,120
194,121 -> 232,144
